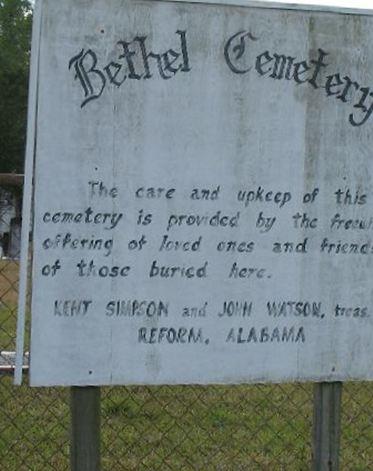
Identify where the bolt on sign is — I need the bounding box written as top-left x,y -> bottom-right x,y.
23,0 -> 373,386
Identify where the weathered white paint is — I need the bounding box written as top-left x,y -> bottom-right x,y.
28,0 -> 373,386
15,0 -> 43,385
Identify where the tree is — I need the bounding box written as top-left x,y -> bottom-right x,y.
0,0 -> 32,174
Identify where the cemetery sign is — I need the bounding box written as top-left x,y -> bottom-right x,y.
26,0 -> 373,386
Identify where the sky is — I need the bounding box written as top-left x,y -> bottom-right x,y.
258,0 -> 372,10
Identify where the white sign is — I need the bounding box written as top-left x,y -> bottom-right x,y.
28,0 -> 373,386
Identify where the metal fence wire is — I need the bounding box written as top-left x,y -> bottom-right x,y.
0,188 -> 373,470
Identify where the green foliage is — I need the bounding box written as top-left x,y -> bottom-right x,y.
0,0 -> 32,173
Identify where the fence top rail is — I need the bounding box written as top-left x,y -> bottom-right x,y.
0,174 -> 24,188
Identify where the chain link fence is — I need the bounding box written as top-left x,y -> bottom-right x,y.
0,185 -> 372,470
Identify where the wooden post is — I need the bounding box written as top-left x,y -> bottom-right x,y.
70,387 -> 101,471
313,382 -> 342,471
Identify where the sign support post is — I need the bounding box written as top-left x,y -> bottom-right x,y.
70,386 -> 101,471
313,382 -> 342,471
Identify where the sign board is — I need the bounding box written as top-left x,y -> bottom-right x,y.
27,0 -> 373,386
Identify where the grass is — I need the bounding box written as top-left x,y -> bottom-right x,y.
0,379 -> 372,470
0,259 -> 22,351
1,380 -> 315,470
0,261 -> 373,469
